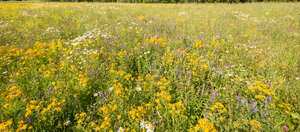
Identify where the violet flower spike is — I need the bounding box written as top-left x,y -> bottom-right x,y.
211,91 -> 216,99
262,110 -> 269,118
241,98 -> 247,104
268,96 -> 272,102
253,108 -> 258,113
251,101 -> 257,108
218,68 -> 222,77
28,117 -> 32,123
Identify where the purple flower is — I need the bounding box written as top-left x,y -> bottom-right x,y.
211,91 -> 216,99
265,98 -> 268,107
268,96 -> 272,101
28,117 -> 32,123
262,110 -> 269,118
186,70 -> 190,77
206,105 -> 209,109
218,68 -> 222,77
21,117 -> 24,121
241,98 -> 247,104
253,108 -> 258,113
251,102 -> 257,108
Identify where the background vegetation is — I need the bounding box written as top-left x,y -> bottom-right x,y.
0,2 -> 299,132
0,0 -> 299,3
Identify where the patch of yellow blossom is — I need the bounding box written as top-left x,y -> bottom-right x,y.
0,3 -> 34,10
278,103 -> 291,115
1,85 -> 22,101
128,106 -> 147,122
192,40 -> 203,48
210,102 -> 227,114
148,37 -> 167,47
0,119 -> 13,131
95,117 -> 111,131
250,120 -> 261,132
189,118 -> 217,132
168,102 -> 186,118
245,81 -> 277,101
99,103 -> 117,116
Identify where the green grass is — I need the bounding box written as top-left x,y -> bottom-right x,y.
0,2 -> 299,132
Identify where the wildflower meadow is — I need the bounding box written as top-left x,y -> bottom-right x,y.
0,2 -> 299,132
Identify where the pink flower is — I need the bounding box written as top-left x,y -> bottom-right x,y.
282,126 -> 288,131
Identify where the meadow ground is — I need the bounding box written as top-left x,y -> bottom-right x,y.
0,2 -> 299,132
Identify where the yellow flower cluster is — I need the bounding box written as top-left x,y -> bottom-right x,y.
95,117 -> 111,131
0,4 -> 34,9
16,120 -> 32,132
168,102 -> 186,117
128,106 -> 147,121
99,103 -> 117,116
246,81 -> 276,101
210,102 -> 227,113
2,85 -> 22,101
25,100 -> 41,117
0,119 -> 13,131
148,37 -> 167,47
192,40 -> 203,48
190,118 -> 217,132
278,103 -> 291,115
41,98 -> 64,116
75,112 -> 87,124
250,120 -> 261,132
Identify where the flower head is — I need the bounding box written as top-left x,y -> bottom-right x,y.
282,126 -> 288,131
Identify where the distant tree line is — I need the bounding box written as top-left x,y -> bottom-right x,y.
0,0 -> 299,3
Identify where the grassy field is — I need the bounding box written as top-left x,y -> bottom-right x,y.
0,2 -> 299,131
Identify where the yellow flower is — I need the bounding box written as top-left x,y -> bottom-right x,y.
90,122 -> 96,127
219,116 -> 224,121
3,104 -> 9,109
233,122 -> 239,128
95,126 -> 101,131
0,119 -> 13,130
250,120 -> 261,129
77,119 -> 82,124
190,118 -> 216,132
192,40 -> 203,48
255,95 -> 266,101
80,112 -> 86,117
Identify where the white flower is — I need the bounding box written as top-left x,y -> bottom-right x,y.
109,86 -> 114,91
147,129 -> 154,132
117,127 -> 124,132
145,123 -> 152,130
64,120 -> 70,126
140,120 -> 147,129
136,85 -> 142,92
140,120 -> 154,132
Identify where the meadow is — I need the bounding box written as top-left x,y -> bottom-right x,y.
0,2 -> 299,132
